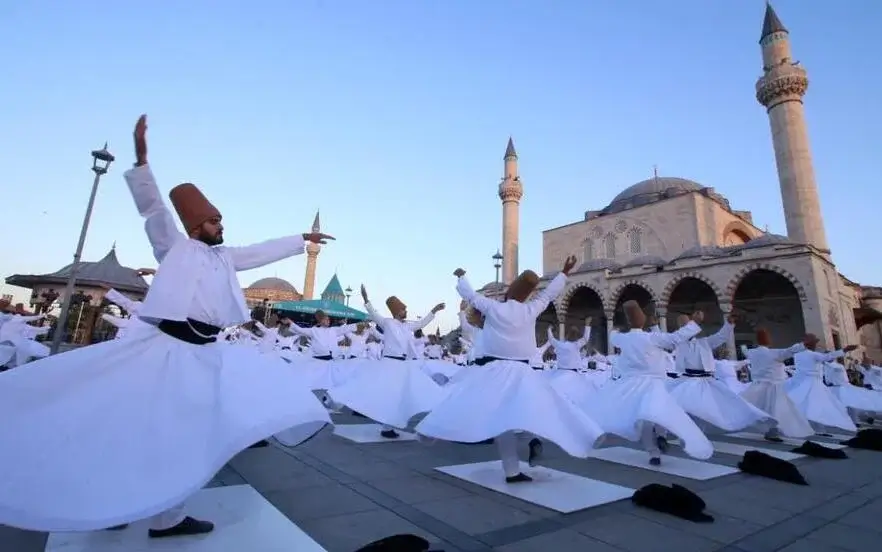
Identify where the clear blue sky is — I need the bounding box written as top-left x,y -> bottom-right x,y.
1,1 -> 880,332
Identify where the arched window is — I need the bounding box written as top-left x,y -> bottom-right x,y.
604,232 -> 616,258
627,227 -> 642,254
583,239 -> 594,261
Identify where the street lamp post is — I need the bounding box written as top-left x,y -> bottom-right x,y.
492,250 -> 503,285
345,286 -> 352,306
50,144 -> 115,355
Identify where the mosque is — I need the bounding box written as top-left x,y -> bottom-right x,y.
479,4 -> 882,360
241,210 -> 362,322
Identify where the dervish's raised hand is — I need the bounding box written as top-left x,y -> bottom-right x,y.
453,268 -> 466,277
302,232 -> 335,244
431,303 -> 446,314
360,284 -> 369,303
133,114 -> 148,166
691,310 -> 705,323
561,255 -> 578,275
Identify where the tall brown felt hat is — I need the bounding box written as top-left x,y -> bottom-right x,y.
386,296 -> 406,315
168,183 -> 221,231
506,270 -> 540,302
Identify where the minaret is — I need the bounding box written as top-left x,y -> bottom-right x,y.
498,137 -> 523,284
755,2 -> 829,253
303,210 -> 321,300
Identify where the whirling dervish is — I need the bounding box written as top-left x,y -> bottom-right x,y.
739,328 -> 813,442
327,286 -> 448,439
667,313 -> 772,433
785,335 -> 859,433
417,256 -> 606,483
0,115 -> 334,537
578,302 -> 714,466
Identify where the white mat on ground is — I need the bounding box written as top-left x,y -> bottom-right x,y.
726,432 -> 847,449
711,440 -> 803,461
333,423 -> 418,443
435,460 -> 634,514
586,447 -> 738,480
44,485 -> 325,552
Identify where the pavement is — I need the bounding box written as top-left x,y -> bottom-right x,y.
2,412 -> 881,552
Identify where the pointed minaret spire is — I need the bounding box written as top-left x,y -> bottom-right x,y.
498,137 -> 523,285
760,2 -> 787,43
504,137 -> 517,160
311,210 -> 321,232
111,240 -> 116,251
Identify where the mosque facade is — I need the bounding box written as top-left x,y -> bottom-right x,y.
483,4 -> 882,360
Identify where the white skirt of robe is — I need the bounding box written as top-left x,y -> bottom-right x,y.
543,370 -> 604,406
421,359 -> 463,379
12,339 -> 50,365
830,384 -> 882,414
668,376 -> 772,432
716,375 -> 749,395
294,357 -> 361,390
783,376 -> 857,433
327,358 -> 448,428
740,381 -> 814,438
0,327 -> 331,533
415,360 -> 604,457
0,343 -> 15,367
578,374 -> 714,460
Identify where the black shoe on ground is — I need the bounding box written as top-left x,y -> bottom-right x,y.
148,517 -> 214,539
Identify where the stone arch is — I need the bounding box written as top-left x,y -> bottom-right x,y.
536,302 -> 558,345
610,279 -> 658,308
559,282 -> 611,312
729,265 -> 807,349
660,272 -> 724,306
663,273 -> 725,336
611,280 -> 658,331
724,263 -> 807,303
559,283 -> 608,354
721,220 -> 754,246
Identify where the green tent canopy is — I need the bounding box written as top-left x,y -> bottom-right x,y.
272,299 -> 368,321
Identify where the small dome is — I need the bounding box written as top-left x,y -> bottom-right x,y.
248,277 -> 298,292
738,233 -> 797,250
573,259 -> 621,274
622,255 -> 667,268
479,281 -> 506,292
602,177 -> 705,215
673,245 -> 728,261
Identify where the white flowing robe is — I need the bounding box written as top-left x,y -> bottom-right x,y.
0,164 -> 330,532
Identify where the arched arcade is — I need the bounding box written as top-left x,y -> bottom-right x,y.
663,275 -> 724,337
561,285 -> 608,354
728,267 -> 806,349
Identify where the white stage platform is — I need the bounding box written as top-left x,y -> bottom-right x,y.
44,485 -> 326,552
333,423 -> 419,443
586,446 -> 739,480
435,460 -> 634,513
711,440 -> 804,461
727,432 -> 847,449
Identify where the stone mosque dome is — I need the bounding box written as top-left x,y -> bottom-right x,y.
601,177 -> 705,215
248,277 -> 298,292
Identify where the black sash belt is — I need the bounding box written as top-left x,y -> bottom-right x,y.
684,369 -> 713,378
384,355 -> 406,361
474,356 -> 529,367
158,319 -> 221,345
313,354 -> 333,361
666,372 -> 680,379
